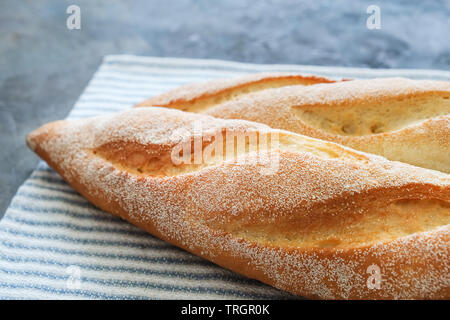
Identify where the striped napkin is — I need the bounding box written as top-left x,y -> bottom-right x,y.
1,56 -> 449,300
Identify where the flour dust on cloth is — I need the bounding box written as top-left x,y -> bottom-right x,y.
1,55 -> 450,299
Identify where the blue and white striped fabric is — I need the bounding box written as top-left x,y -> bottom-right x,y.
1,55 -> 450,300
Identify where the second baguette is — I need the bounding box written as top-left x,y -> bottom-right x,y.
136,76 -> 450,173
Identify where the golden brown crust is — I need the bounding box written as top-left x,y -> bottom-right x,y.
136,77 -> 450,173
135,72 -> 337,111
27,107 -> 449,299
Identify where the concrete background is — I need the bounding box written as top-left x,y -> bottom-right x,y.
1,0 -> 450,217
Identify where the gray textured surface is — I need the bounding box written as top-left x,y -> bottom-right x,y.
1,0 -> 449,218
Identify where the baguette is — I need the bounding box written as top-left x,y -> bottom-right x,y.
136,77 -> 450,173
27,107 -> 449,299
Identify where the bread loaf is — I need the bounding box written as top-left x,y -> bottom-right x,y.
27,107 -> 450,299
136,77 -> 450,173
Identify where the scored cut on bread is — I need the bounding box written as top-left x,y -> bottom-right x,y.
136,76 -> 450,173
27,107 -> 450,299
135,72 -> 337,112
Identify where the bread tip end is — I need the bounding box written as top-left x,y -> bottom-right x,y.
26,131 -> 38,151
